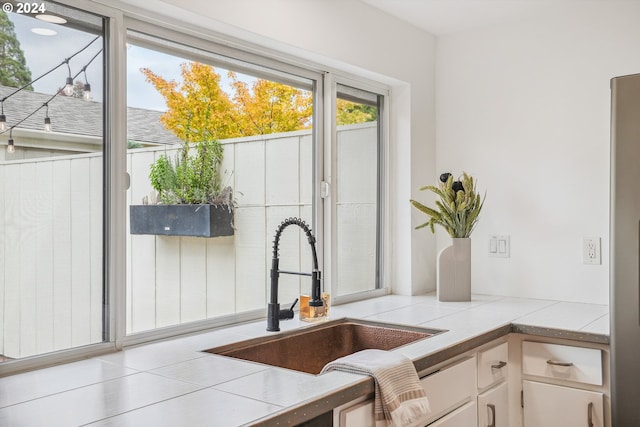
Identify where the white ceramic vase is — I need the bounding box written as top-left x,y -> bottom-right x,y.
437,237 -> 471,302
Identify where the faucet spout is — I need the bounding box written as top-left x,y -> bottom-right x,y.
267,217 -> 323,332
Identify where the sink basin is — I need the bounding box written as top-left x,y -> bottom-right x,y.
204,318 -> 445,374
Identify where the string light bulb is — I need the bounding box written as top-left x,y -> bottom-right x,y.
82,68 -> 91,101
0,101 -> 6,132
64,77 -> 74,96
7,129 -> 15,153
43,103 -> 52,132
63,59 -> 74,96
83,82 -> 91,101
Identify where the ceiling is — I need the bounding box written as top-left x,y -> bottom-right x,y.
360,0 -> 584,36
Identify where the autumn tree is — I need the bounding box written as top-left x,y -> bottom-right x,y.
142,61 -> 377,142
229,71 -> 312,135
142,62 -> 237,141
0,11 -> 33,89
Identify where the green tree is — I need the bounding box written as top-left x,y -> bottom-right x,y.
0,11 -> 33,89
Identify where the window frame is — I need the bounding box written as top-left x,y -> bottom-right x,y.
326,75 -> 391,305
0,0 -> 122,376
0,0 -> 392,375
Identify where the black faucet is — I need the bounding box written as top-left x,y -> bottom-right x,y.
267,217 -> 323,332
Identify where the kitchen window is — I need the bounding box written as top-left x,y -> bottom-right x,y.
0,1 -> 390,370
121,25 -> 389,341
124,28 -> 319,336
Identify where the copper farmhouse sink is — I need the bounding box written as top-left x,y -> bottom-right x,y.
204,318 -> 445,374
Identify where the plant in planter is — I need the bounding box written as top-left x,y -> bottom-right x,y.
410,172 -> 485,301
130,138 -> 235,238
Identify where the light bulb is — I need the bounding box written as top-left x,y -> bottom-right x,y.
0,114 -> 6,132
83,83 -> 91,101
7,138 -> 15,153
44,117 -> 52,132
64,77 -> 74,96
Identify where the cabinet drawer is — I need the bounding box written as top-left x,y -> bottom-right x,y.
420,356 -> 477,424
428,401 -> 477,427
522,341 -> 602,386
477,342 -> 508,389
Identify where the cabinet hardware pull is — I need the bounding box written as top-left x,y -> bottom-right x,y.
491,361 -> 507,370
487,403 -> 496,427
546,359 -> 574,367
587,402 -> 594,427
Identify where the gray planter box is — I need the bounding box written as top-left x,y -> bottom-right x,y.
130,204 -> 234,238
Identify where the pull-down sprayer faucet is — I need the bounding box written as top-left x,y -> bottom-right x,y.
267,217 -> 323,332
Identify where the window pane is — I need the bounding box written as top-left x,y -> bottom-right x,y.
125,33 -> 315,334
0,6 -> 105,362
335,84 -> 381,297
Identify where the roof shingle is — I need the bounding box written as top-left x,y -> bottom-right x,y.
0,85 -> 182,145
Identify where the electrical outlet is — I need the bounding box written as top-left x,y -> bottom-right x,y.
582,237 -> 601,265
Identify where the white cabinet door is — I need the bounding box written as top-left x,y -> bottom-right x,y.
338,400 -> 385,427
523,380 -> 604,427
429,401 -> 478,427
477,382 -> 508,427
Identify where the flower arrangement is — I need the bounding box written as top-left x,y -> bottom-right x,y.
410,172 -> 485,238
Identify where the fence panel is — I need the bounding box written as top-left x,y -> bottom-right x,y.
0,124 -> 376,356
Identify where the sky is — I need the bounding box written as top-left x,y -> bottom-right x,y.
8,12 -> 255,113
9,12 -> 106,103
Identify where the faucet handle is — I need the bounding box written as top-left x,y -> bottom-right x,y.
279,298 -> 298,320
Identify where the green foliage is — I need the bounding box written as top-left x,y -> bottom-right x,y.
127,140 -> 144,149
336,100 -> 377,125
149,155 -> 177,203
149,139 -> 227,205
410,173 -> 485,238
0,11 -> 33,89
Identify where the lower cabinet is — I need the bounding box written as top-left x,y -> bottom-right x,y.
519,338 -> 608,427
478,381 -> 508,427
337,356 -> 477,427
522,380 -> 604,427
334,335 -> 610,427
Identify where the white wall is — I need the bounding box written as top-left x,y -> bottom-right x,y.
435,2 -> 640,304
111,0 -> 439,295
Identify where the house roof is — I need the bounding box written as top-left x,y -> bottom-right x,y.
0,85 -> 182,145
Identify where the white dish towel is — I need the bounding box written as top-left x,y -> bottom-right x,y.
321,349 -> 431,427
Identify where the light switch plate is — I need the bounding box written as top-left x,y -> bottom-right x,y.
489,235 -> 510,258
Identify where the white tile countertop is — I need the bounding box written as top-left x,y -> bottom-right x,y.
0,294 -> 609,426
